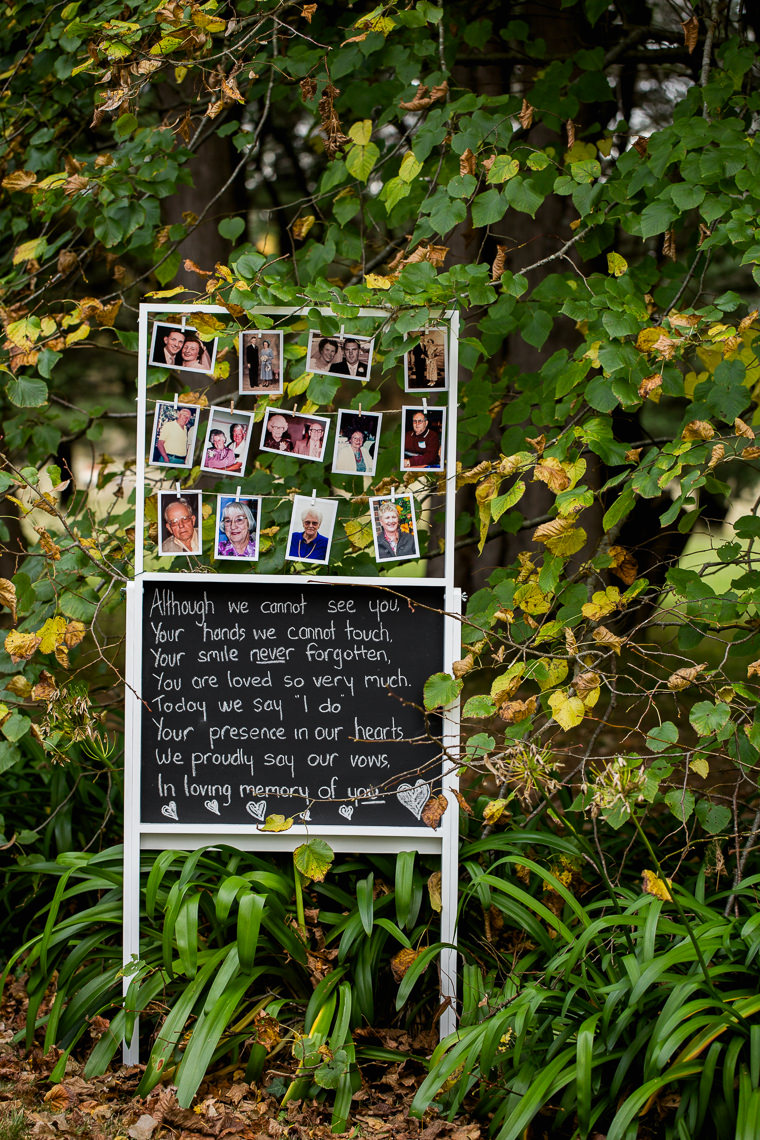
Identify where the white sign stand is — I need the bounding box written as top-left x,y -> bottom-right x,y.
124,305 -> 461,1061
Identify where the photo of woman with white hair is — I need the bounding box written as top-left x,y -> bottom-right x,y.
215,495 -> 261,561
285,495 -> 338,566
370,494 -> 419,563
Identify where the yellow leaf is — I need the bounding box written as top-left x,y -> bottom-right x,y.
390,946 -> 423,982
582,586 -> 621,621
344,517 -> 374,551
548,690 -> 585,731
12,237 -> 46,265
0,579 -> 17,623
65,323 -> 91,347
348,119 -> 372,146
399,151 -> 422,182
36,616 -> 67,655
6,675 -> 32,699
64,621 -> 86,649
145,286 -> 188,298
636,327 -> 662,352
533,457 -> 570,493
427,871 -> 442,913
689,756 -> 710,779
260,814 -> 293,832
192,313 -> 225,339
592,625 -> 624,654
490,664 -> 524,702
747,659 -> 760,679
365,273 -> 393,290
607,252 -> 628,276
482,798 -> 510,825
596,137 -> 614,157
4,631 -> 41,664
2,170 -> 37,192
536,657 -> 569,692
291,214 -> 315,240
641,869 -> 672,901
515,580 -> 552,615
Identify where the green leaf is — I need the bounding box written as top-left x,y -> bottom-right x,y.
1,712 -> 31,742
471,188 -> 506,227
462,694 -> 496,718
664,788 -> 695,823
6,377 -> 48,407
486,156 -> 520,183
689,701 -> 730,737
294,839 -> 334,883
218,217 -> 245,241
0,741 -> 22,775
423,672 -> 463,710
345,141 -> 380,182
646,721 -> 678,752
639,200 -> 677,238
695,800 -> 732,834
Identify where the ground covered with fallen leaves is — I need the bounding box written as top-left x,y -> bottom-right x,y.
0,980 -> 483,1140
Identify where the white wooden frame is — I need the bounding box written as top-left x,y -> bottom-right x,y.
124,304 -> 461,1061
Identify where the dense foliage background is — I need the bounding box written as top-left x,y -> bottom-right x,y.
4,0 -> 760,1135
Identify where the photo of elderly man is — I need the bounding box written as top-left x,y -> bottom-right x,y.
401,406 -> 445,471
285,495 -> 338,566
150,401 -> 199,468
158,492 -> 202,556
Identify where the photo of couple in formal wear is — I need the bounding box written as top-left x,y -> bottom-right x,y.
404,328 -> 448,391
238,331 -> 284,395
306,331 -> 374,381
200,409 -> 254,476
149,323 -> 217,374
331,411 -> 382,477
150,401 -> 200,468
260,408 -> 330,461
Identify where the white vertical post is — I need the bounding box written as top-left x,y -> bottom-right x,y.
123,581 -> 142,1063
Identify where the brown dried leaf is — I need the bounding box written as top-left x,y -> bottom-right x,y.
698,222 -> 711,245
64,621 -> 86,649
682,420 -> 714,441
625,448 -> 642,463
300,77 -> 317,102
633,135 -> 649,156
742,445 -> 760,460
735,417 -> 755,439
534,457 -> 570,493
35,528 -> 61,560
57,250 -> 78,277
452,788 -> 473,815
491,244 -> 508,280
667,663 -> 707,691
566,119 -> 576,148
574,671 -> 600,699
739,310 -> 759,334
681,15 -> 699,52
608,546 -> 638,586
400,84 -> 430,112
518,99 -> 534,130
32,670 -> 57,701
421,794 -> 448,829
301,3 -> 317,21
662,229 -> 677,261
291,214 -> 315,240
638,373 -> 662,399
707,443 -> 725,470
592,625 -> 624,655
64,174 -> 90,197
498,696 -> 537,724
459,147 -> 476,176
452,654 -> 475,678
3,170 -> 37,192
390,947 -> 423,982
667,312 -> 701,329
0,578 -> 17,623
723,334 -> 741,355
748,659 -> 760,678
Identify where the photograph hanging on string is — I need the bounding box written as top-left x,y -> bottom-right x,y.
214,494 -> 262,561
401,405 -> 445,471
285,495 -> 338,565
200,408 -> 254,475
260,408 -> 330,461
404,327 -> 448,392
306,330 -> 374,380
157,490 -> 202,557
149,401 -> 201,468
239,330 -> 284,395
148,321 -> 218,374
369,494 -> 419,563
332,410 -> 382,476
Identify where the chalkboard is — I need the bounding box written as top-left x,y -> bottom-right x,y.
140,579 -> 446,829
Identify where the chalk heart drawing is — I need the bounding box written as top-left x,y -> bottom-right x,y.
205,799 -> 219,815
161,801 -> 178,821
396,781 -> 430,820
245,800 -> 267,822
338,804 -> 353,820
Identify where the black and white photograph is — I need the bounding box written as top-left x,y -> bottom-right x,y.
260,408 -> 330,462
369,494 -> 419,563
157,491 -> 202,557
306,331 -> 374,381
200,408 -> 254,476
148,322 -> 217,374
401,405 -> 445,472
215,495 -> 261,561
149,401 -> 201,468
404,328 -> 448,392
239,330 -> 284,395
285,495 -> 338,565
332,410 -> 382,477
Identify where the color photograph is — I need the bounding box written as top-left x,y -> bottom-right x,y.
306,331 -> 374,381
157,491 -> 202,557
214,495 -> 261,561
401,406 -> 445,472
332,410 -> 382,477
260,408 -> 329,462
200,408 -> 254,475
369,494 -> 419,563
285,495 -> 338,566
149,401 -> 200,468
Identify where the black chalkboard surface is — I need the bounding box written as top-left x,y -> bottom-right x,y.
140,579 -> 446,829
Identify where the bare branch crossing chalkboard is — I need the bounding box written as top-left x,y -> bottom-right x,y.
140,579 -> 446,829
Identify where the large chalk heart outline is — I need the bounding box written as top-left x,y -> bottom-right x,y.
161,800 -> 178,821
205,799 -> 219,815
245,800 -> 267,822
338,804 -> 353,820
396,780 -> 430,820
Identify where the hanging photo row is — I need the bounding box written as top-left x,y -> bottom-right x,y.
146,317 -> 449,571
